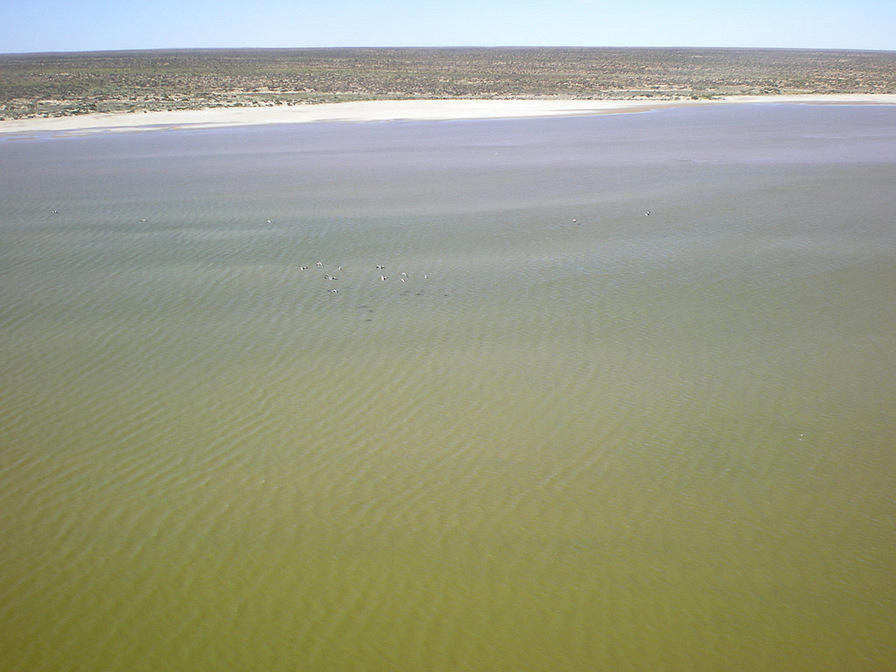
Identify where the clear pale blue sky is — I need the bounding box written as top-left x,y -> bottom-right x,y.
1,0 -> 893,54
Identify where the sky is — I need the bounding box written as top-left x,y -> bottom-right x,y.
1,0 -> 894,54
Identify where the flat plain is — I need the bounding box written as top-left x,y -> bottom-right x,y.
2,47 -> 896,120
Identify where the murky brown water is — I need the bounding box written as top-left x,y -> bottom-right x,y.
2,105 -> 895,670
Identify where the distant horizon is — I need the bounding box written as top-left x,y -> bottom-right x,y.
4,44 -> 896,58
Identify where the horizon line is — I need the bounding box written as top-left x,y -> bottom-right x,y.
4,44 -> 896,58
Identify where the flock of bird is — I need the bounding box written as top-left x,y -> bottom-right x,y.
286,210 -> 656,296
298,259 -> 432,295
44,212 -> 657,299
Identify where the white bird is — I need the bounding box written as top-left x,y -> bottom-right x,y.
380,275 -> 388,281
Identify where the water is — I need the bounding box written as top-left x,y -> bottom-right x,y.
2,105 -> 895,670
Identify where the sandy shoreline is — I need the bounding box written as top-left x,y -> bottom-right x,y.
2,94 -> 895,136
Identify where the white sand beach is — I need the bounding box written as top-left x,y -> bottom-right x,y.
2,94 -> 895,135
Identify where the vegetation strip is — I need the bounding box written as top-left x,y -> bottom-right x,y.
2,47 -> 895,121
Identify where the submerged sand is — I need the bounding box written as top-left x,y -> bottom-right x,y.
2,94 -> 896,135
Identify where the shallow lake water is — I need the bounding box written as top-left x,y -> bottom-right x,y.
2,105 -> 895,670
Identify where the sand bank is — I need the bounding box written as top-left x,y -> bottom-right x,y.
2,94 -> 895,136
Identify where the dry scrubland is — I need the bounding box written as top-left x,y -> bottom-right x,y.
1,47 -> 895,120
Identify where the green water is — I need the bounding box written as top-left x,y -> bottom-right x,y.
2,107 -> 895,670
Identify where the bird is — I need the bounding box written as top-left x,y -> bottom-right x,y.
644,210 -> 652,216
376,264 -> 386,270
380,275 -> 388,281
